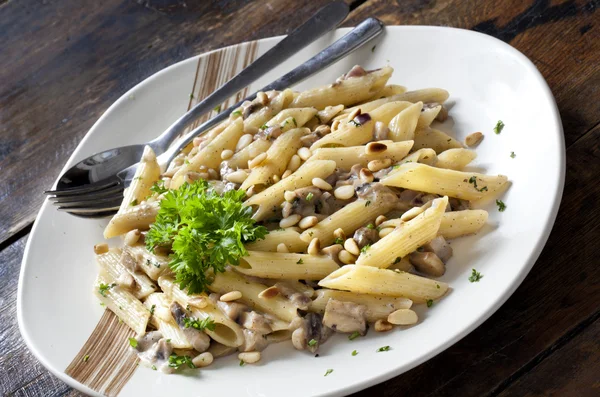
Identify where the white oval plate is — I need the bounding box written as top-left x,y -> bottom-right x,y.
18,26 -> 564,397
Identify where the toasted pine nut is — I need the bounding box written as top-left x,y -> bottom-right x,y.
280,214 -> 302,228
297,147 -> 312,161
465,132 -> 483,147
245,185 -> 257,198
226,170 -> 249,184
374,319 -> 393,332
244,125 -> 259,135
332,119 -> 340,131
299,216 -> 318,229
277,243 -> 289,253
282,170 -> 292,179
94,243 -> 109,255
124,229 -> 141,246
236,134 -> 254,151
284,190 -> 297,202
334,185 -> 355,200
387,309 -> 418,325
238,351 -> 261,364
308,238 -> 320,255
220,291 -> 242,302
116,272 -> 136,289
359,168 -> 374,183
401,206 -> 425,222
365,142 -> 388,155
188,296 -> 208,309
333,228 -> 346,241
338,249 -> 357,265
155,307 -> 172,322
314,125 -> 331,136
368,158 -> 392,172
192,352 -> 214,367
347,107 -> 361,121
193,137 -> 203,147
312,177 -> 332,190
207,168 -> 219,180
272,174 -> 280,183
344,238 -> 360,256
287,154 -> 301,172
379,227 -> 394,238
375,215 -> 387,227
257,91 -> 269,105
258,286 -> 280,299
221,149 -> 234,160
248,152 -> 267,168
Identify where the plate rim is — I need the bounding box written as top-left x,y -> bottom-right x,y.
17,24 -> 566,397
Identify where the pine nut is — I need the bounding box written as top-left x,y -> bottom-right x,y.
387,309 -> 418,325
272,174 -> 280,183
226,170 -> 248,184
248,152 -> 267,168
236,134 -> 254,151
375,215 -> 387,227
220,291 -> 242,302
359,168 -> 374,183
297,147 -> 312,161
244,125 -> 259,135
368,158 -> 392,172
344,238 -> 360,256
334,185 -> 355,200
365,142 -> 388,155
374,319 -> 393,332
332,119 -> 340,131
192,352 -> 214,367
338,249 -> 357,265
284,190 -> 297,202
258,286 -> 280,299
277,243 -> 289,253
257,91 -> 269,105
287,155 -> 301,172
401,206 -> 425,222
94,243 -> 109,255
280,214 -> 302,228
188,296 -> 208,309
465,132 -> 483,147
308,238 -> 320,255
221,149 -> 234,160
333,228 -> 346,241
238,351 -> 261,364
312,177 -> 332,190
379,227 -> 394,238
124,229 -> 141,246
299,216 -> 318,229
347,107 -> 361,121
155,307 -> 172,322
245,185 -> 257,198
207,168 -> 218,180
282,170 -> 292,179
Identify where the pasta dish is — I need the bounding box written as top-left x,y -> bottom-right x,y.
92,65 -> 508,372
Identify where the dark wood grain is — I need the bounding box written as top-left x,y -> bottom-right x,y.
2,0 -> 600,396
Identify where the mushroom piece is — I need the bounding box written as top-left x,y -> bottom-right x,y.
216,300 -> 249,321
239,329 -> 269,352
449,197 -> 470,211
291,312 -> 332,353
409,251 -> 446,277
120,249 -> 139,272
353,226 -> 379,249
344,65 -> 368,79
132,331 -> 174,372
321,244 -> 344,266
170,302 -> 211,353
274,282 -> 312,310
322,299 -> 368,335
240,311 -> 272,335
423,236 -> 453,263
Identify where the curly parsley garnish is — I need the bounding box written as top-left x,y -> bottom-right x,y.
145,180 -> 268,293
183,316 -> 216,331
168,354 -> 195,369
496,199 -> 507,212
494,120 -> 505,134
150,180 -> 169,196
469,269 -> 483,282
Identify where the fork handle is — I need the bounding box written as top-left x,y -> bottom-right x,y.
156,17 -> 384,167
148,1 -> 349,154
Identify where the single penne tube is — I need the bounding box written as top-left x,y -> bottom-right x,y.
309,289 -> 412,322
158,277 -> 244,347
104,202 -> 159,239
438,209 -> 488,239
209,270 -> 297,323
417,104 -> 442,128
265,107 -> 317,129
341,88 -> 450,117
245,228 -> 309,252
94,272 -> 150,335
365,84 -> 407,101
244,159 -> 336,221
355,197 -> 448,268
413,127 -> 463,153
96,248 -> 157,299
318,265 -> 449,303
120,146 -> 161,211
290,66 -> 392,109
309,141 -> 413,170
227,139 -> 272,169
243,90 -> 288,130
388,102 -> 423,141
381,162 -> 508,201
188,119 -> 231,152
300,197 -> 397,246
171,118 -> 244,188
235,251 -> 339,280
144,293 -> 192,349
435,148 -> 477,170
316,104 -> 345,124
240,128 -> 306,190
126,245 -> 170,281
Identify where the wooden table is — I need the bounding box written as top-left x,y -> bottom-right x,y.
1,0 -> 598,395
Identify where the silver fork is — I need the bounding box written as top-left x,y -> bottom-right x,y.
47,17 -> 385,217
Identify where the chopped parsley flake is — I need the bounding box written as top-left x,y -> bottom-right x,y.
360,244 -> 371,254
213,105 -> 221,113
149,304 -> 156,315
468,176 -> 488,192
376,346 -> 391,352
151,365 -> 157,371
168,354 -> 195,369
130,199 -> 138,206
371,45 -> 376,52
239,360 -> 245,366
352,350 -> 358,356
232,110 -> 242,117
305,192 -> 314,201
324,369 -> 334,377
393,257 -> 402,264
348,331 -> 361,341
183,317 -> 216,331
366,223 -> 375,229
297,258 -> 304,264
150,180 -> 168,196
494,120 -> 505,134
189,93 -> 194,99
260,124 -> 268,130
365,200 -> 371,207
496,199 -> 507,212
469,268 -> 483,282
308,339 -> 317,347
82,354 -> 90,362
128,337 -> 138,348
426,299 -> 434,308
98,283 -> 116,297
348,119 -> 361,127
510,151 -> 516,158
334,237 -> 344,245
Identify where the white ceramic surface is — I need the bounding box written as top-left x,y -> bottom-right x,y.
18,26 -> 565,397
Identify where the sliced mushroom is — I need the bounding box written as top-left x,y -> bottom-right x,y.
353,226 -> 379,249
291,312 -> 331,353
170,302 -> 211,353
449,197 -> 470,211
409,251 -> 446,277
322,299 -> 368,335
423,236 -> 453,263
120,249 -> 139,272
240,311 -> 272,335
274,282 -> 312,310
216,300 -> 249,321
239,329 -> 269,352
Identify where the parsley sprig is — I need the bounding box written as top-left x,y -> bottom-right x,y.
145,180 -> 268,293
183,317 -> 216,331
168,354 -> 195,369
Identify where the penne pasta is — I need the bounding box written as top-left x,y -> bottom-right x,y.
96,248 -> 157,299
388,101 -> 423,141
439,209 -> 488,239
144,293 -> 192,349
309,141 -> 413,170
341,88 -> 450,117
104,202 -> 159,239
119,146 -> 161,212
413,127 -> 463,153
435,148 -> 477,170
245,228 -> 309,252
235,251 -> 339,280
